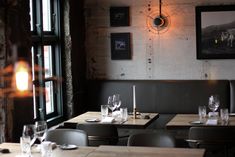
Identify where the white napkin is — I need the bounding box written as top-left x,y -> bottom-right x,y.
101,117 -> 114,123
206,119 -> 218,125
208,112 -> 219,118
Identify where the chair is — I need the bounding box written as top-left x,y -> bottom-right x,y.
187,126 -> 235,157
77,124 -> 119,146
127,131 -> 175,147
44,129 -> 88,146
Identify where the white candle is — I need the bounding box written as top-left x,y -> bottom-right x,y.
133,85 -> 136,109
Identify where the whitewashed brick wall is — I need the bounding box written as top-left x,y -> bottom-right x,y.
85,0 -> 235,80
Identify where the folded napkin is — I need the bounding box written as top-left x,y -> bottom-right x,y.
208,112 -> 219,118
101,117 -> 114,123
206,119 -> 218,125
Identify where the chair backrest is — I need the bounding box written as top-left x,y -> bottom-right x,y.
77,124 -> 118,146
44,129 -> 88,146
127,131 -> 175,147
188,126 -> 235,149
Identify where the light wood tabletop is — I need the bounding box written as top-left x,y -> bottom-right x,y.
0,142 -> 96,157
0,143 -> 205,157
64,111 -> 159,129
90,146 -> 205,157
166,114 -> 235,129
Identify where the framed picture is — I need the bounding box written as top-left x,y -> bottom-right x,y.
110,7 -> 130,27
110,33 -> 131,60
196,5 -> 235,59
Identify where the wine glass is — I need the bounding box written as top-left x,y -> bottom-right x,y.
113,94 -> 121,111
35,121 -> 47,143
22,124 -> 36,146
208,95 -> 220,118
107,95 -> 116,115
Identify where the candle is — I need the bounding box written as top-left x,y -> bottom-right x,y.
133,85 -> 136,109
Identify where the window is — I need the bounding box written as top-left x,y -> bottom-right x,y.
29,0 -> 63,125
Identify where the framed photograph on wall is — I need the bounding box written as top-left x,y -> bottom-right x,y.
110,33 -> 131,60
196,5 -> 235,59
110,7 -> 130,27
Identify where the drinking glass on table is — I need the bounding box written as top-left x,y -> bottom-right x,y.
101,105 -> 109,119
220,108 -> 229,125
208,95 -> 220,118
35,121 -> 48,144
120,107 -> 128,122
20,136 -> 31,156
198,105 -> 207,122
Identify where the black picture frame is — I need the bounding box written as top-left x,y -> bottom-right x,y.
110,7 -> 130,27
110,33 -> 131,60
196,5 -> 235,59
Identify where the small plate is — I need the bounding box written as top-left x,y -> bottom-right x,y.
59,144 -> 78,150
189,120 -> 204,125
85,118 -> 100,122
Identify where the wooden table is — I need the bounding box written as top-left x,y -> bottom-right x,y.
64,111 -> 159,129
0,142 -> 95,157
166,114 -> 235,130
0,143 -> 205,157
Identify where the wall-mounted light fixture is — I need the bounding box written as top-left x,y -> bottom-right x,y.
146,0 -> 170,34
11,60 -> 32,97
1,46 -> 32,98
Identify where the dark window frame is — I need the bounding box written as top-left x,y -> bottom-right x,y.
30,0 -> 63,126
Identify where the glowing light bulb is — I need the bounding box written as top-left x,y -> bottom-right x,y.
14,61 -> 30,92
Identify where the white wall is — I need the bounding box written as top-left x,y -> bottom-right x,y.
85,0 -> 235,80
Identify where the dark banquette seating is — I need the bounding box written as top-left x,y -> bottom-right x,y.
84,80 -> 235,147
85,80 -> 234,128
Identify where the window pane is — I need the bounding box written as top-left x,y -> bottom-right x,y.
42,0 -> 51,31
44,46 -> 53,78
45,81 -> 54,114
29,0 -> 33,31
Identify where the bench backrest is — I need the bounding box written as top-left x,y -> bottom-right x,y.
85,80 -> 231,114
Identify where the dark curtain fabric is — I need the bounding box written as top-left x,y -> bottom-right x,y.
0,0 -> 33,142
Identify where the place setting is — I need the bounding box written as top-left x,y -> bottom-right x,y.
100,94 -> 128,124
19,120 -> 62,157
189,94 -> 231,126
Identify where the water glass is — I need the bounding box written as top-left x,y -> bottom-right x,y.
120,107 -> 128,121
20,136 -> 31,156
101,105 -> 108,118
220,108 -> 229,125
41,141 -> 52,157
198,105 -> 207,122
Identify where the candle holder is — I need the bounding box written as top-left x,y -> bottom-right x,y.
133,107 -> 137,119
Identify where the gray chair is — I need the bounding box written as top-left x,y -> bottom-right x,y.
127,131 -> 175,147
44,129 -> 88,146
77,124 -> 119,146
187,126 -> 235,157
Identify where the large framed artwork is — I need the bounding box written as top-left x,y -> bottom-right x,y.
110,33 -> 131,60
196,5 -> 235,59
